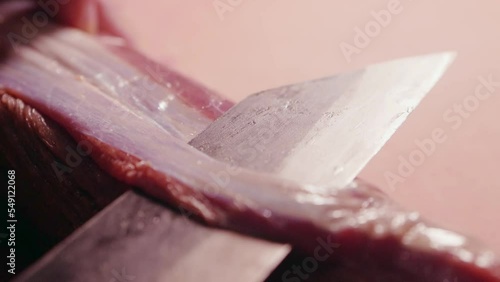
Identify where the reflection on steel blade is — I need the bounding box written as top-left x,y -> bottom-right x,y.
191,52 -> 456,188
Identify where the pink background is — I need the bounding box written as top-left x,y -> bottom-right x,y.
99,0 -> 500,253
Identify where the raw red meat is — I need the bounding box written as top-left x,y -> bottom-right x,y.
0,7 -> 499,282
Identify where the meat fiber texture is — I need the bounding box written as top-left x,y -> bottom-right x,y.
0,92 -> 129,278
0,15 -> 499,282
0,92 -> 127,238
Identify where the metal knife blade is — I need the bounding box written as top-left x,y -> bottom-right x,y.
16,52 -> 455,282
191,52 -> 456,188
15,190 -> 291,282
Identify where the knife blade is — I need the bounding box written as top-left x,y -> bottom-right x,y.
14,190 -> 291,282
15,52 -> 455,282
191,52 -> 456,188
